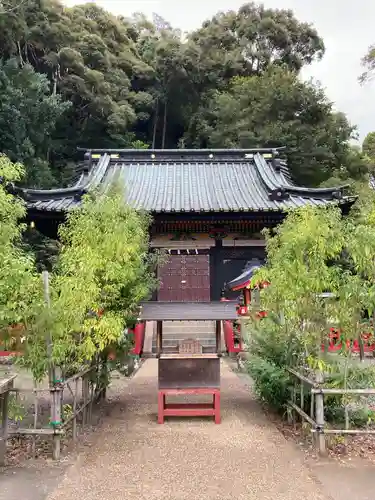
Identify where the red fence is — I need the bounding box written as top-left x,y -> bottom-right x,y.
321,328 -> 375,353
223,318 -> 375,356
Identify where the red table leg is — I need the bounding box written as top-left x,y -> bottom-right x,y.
158,389 -> 221,423
214,391 -> 221,424
158,391 -> 165,424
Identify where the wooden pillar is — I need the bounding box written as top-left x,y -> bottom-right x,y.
82,374 -> 89,426
51,387 -> 62,460
315,372 -> 326,455
214,391 -> 221,424
244,288 -> 251,307
0,376 -> 15,466
358,334 -> 365,362
158,391 -> 165,424
215,320 -> 221,354
0,392 -> 9,466
156,321 -> 163,357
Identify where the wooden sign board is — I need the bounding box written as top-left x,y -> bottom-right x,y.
178,339 -> 202,354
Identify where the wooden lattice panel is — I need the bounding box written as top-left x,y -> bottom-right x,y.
178,338 -> 202,354
157,254 -> 210,302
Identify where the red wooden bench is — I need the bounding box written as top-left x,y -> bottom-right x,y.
158,338 -> 221,424
157,387 -> 221,424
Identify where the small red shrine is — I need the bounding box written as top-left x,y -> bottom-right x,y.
221,260 -> 268,353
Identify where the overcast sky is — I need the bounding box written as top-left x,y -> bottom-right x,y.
64,0 -> 375,143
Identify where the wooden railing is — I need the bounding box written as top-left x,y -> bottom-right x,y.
0,375 -> 16,466
5,364 -> 105,461
287,368 -> 375,455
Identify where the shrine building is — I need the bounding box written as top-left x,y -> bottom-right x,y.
17,148 -> 354,301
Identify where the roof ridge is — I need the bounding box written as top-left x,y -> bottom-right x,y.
253,153 -> 348,202
79,147 -> 286,156
15,154 -> 111,202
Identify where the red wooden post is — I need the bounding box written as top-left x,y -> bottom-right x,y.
244,288 -> 251,307
130,322 -> 146,355
214,391 -> 221,424
158,391 -> 165,424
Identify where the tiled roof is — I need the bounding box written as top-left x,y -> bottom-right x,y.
226,259 -> 264,291
17,149 -> 352,214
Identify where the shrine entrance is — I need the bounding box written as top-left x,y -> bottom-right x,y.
157,254 -> 210,302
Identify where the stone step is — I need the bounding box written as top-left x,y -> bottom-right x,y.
152,341 -> 216,347
154,331 -> 216,336
152,345 -> 217,354
162,322 -> 216,328
152,334 -> 215,338
152,339 -> 216,346
162,326 -> 216,333
152,337 -> 216,345
163,321 -> 216,326
157,332 -> 216,338
152,337 -> 216,343
151,317 -> 217,352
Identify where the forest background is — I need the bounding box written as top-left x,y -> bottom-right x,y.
1,0 -> 375,189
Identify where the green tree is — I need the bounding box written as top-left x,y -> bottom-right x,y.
188,2 -> 324,88
0,0 -> 153,175
359,45 -> 375,83
320,145 -> 372,187
0,155 -> 41,338
0,0 -> 24,14
186,67 -> 358,186
0,59 -> 69,186
0,0 -> 363,186
362,131 -> 375,161
248,204 -> 375,410
131,14 -> 192,148
21,186 -> 158,379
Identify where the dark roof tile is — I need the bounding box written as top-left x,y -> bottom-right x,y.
20,149 -> 352,213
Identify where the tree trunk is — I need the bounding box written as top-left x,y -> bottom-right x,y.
152,98 -> 159,149
161,99 -> 168,149
17,41 -> 24,66
52,69 -> 57,96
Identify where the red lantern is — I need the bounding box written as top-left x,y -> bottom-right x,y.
238,306 -> 248,316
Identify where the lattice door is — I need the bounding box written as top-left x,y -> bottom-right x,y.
158,255 -> 210,302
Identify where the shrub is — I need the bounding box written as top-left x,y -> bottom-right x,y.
0,155 -> 42,345
245,203 -> 375,425
247,355 -> 290,411
20,184 -> 158,380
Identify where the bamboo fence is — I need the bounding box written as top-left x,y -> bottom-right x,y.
0,375 -> 16,465
287,367 -> 375,455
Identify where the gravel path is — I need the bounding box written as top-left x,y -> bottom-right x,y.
46,359 -> 330,500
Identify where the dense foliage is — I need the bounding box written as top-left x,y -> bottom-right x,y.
21,186 -> 157,380
0,155 -> 41,333
246,202 -> 375,419
186,68 -> 365,185
0,0 -> 370,187
0,59 -> 69,186
0,155 -> 156,380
